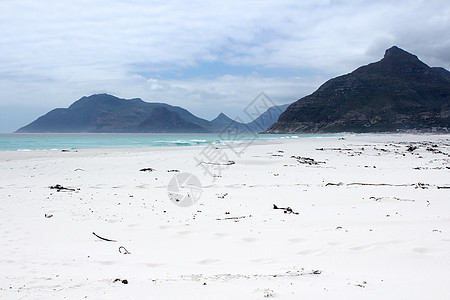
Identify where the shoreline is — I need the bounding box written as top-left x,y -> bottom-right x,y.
3,131 -> 450,153
1,132 -> 449,153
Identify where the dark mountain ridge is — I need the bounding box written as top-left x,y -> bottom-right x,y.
246,103 -> 290,132
16,93 -> 289,133
266,46 -> 450,133
136,106 -> 208,133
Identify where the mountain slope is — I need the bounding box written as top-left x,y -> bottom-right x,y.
16,94 -> 212,133
17,94 -> 289,133
246,103 -> 290,132
266,46 -> 450,133
209,113 -> 250,132
136,107 -> 208,133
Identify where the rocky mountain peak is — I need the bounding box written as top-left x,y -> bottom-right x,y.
383,46 -> 419,61
266,46 -> 450,133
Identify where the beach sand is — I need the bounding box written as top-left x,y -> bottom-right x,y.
1,134 -> 449,299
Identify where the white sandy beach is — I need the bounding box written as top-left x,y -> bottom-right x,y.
1,134 -> 449,299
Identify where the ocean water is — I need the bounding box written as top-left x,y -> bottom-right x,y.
0,133 -> 325,151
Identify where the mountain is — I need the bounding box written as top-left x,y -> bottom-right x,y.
266,46 -> 450,133
136,107 -> 209,133
246,104 -> 290,132
210,113 -> 250,132
16,94 -> 289,133
16,94 -> 212,133
432,67 -> 450,81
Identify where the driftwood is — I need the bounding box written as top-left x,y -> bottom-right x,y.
114,278 -> 128,284
326,182 -> 437,189
370,196 -> 415,202
119,246 -> 131,254
414,182 -> 429,189
273,204 -> 299,215
393,197 -> 415,202
316,148 -> 352,151
347,183 -> 409,187
216,215 -> 251,221
167,169 -> 180,172
50,184 -> 76,192
291,156 -> 324,165
92,232 -> 117,242
426,147 -> 450,157
201,160 -> 235,166
327,182 -> 410,187
140,168 -> 155,172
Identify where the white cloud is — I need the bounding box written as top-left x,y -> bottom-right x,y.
0,0 -> 449,132
140,74 -> 325,121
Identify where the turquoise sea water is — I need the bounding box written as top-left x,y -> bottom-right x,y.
0,133 -> 329,151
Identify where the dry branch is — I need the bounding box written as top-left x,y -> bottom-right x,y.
92,232 -> 117,242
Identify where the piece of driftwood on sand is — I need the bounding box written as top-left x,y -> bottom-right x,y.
92,232 -> 117,242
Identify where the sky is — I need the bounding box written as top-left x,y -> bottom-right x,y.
0,0 -> 449,132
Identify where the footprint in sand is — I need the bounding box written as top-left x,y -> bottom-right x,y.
412,247 -> 436,254
107,219 -> 121,223
136,184 -> 152,189
251,258 -> 276,264
327,241 -> 343,246
214,232 -> 230,237
197,259 -> 221,265
145,263 -> 166,268
350,244 -> 375,251
177,231 -> 194,236
97,260 -> 117,266
158,225 -> 172,230
242,237 -> 259,243
297,249 -> 324,255
288,238 -> 306,243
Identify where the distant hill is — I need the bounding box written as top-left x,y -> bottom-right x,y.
266,46 -> 450,133
247,103 -> 290,132
16,94 -> 289,133
209,113 -> 249,132
136,107 -> 209,133
16,94 -> 208,133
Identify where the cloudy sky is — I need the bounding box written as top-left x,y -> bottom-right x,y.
0,0 -> 449,132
